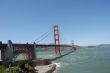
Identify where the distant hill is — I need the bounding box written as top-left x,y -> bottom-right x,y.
97,44 -> 110,48
76,44 -> 110,49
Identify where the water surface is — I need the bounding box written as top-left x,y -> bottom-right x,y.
17,46 -> 110,73
37,46 -> 110,73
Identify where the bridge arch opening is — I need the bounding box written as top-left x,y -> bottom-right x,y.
14,52 -> 32,61
13,47 -> 32,61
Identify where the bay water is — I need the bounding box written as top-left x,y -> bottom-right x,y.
37,45 -> 110,73
17,45 -> 110,73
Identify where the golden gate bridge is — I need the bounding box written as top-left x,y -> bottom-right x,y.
0,25 -> 76,62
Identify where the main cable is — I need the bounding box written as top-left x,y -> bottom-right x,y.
31,27 -> 53,44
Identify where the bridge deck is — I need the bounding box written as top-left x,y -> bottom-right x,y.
0,43 -> 72,49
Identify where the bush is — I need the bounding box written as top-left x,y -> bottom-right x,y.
0,65 -> 5,73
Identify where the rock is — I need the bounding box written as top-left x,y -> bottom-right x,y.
35,64 -> 56,73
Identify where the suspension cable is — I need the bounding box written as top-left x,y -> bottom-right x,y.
35,31 -> 52,43
31,27 -> 53,44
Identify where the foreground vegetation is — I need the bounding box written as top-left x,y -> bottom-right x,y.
0,65 -> 5,73
0,60 -> 37,73
0,59 -> 51,73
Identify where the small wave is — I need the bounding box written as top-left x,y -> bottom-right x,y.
53,62 -> 61,73
53,62 -> 61,68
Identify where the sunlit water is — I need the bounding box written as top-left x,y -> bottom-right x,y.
17,46 -> 110,73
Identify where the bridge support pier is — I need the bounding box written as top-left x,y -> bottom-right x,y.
31,42 -> 37,60
7,40 -> 13,61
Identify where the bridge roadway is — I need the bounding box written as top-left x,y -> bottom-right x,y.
0,43 -> 72,49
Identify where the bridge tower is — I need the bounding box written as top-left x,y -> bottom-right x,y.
54,25 -> 61,55
71,40 -> 76,50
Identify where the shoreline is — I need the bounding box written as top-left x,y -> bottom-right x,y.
0,59 -> 57,73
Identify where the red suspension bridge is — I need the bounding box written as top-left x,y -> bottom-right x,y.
0,25 -> 75,62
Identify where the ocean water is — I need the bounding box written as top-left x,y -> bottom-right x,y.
16,46 -> 110,73
36,46 -> 110,73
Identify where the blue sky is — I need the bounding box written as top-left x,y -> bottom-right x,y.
0,0 -> 110,46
